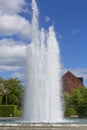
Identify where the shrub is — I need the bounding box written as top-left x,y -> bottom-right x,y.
0,105 -> 18,117
76,105 -> 87,117
64,107 -> 77,117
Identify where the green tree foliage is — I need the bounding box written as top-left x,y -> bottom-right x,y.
0,77 -> 5,104
0,77 -> 4,83
64,92 -> 77,117
1,78 -> 24,109
64,87 -> 87,117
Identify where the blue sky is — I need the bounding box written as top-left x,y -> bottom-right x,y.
0,0 -> 87,85
37,0 -> 87,68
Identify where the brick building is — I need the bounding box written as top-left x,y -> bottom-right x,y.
62,71 -> 83,94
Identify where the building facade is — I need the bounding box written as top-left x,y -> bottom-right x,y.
62,71 -> 83,94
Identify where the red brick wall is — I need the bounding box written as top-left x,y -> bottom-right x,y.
62,71 -> 83,94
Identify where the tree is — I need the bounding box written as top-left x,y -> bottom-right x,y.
72,87 -> 87,117
64,86 -> 87,117
64,92 -> 77,117
2,78 -> 24,109
0,77 -> 5,104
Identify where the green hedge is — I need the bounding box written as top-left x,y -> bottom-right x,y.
0,105 -> 18,117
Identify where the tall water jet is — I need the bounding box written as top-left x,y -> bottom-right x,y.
24,0 -> 63,122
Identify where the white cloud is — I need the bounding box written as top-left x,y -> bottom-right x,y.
0,38 -> 27,72
71,29 -> 80,34
45,16 -> 51,22
61,68 -> 87,83
0,0 -> 31,78
0,14 -> 32,40
70,68 -> 87,80
0,0 -> 32,40
0,38 -> 26,46
0,66 -> 21,72
0,0 -> 26,15
11,72 -> 25,79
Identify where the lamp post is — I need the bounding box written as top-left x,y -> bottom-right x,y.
4,89 -> 7,105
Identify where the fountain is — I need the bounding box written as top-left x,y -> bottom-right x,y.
23,0 -> 63,123
0,0 -> 87,129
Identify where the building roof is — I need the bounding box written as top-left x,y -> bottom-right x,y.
62,71 -> 83,94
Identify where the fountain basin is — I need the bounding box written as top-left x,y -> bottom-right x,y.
0,123 -> 87,130
0,118 -> 87,130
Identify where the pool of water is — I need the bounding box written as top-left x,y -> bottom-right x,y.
62,118 -> 87,124
0,118 -> 87,124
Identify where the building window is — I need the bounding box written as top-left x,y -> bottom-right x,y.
67,74 -> 70,78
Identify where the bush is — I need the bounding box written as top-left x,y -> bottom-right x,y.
64,107 -> 77,117
76,105 -> 87,117
0,105 -> 18,117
